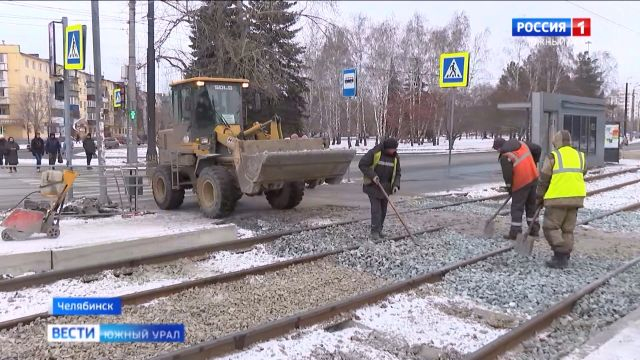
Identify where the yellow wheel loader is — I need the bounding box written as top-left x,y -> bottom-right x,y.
149,77 -> 356,218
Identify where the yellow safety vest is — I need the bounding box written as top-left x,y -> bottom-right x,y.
363,151 -> 397,185
544,146 -> 586,200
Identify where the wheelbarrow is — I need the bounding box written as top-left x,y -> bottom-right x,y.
1,169 -> 78,241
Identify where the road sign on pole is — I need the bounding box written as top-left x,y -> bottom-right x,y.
342,68 -> 357,97
114,88 -> 122,108
439,52 -> 469,88
64,24 -> 85,70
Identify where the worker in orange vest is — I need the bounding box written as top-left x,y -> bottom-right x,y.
493,137 -> 542,240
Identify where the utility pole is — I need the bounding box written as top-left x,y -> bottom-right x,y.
127,0 -> 137,164
91,0 -> 108,203
146,0 -> 157,165
624,82 -> 629,141
62,16 -> 73,200
632,89 -> 636,137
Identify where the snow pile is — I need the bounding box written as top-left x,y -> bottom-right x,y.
331,137 -> 494,155
197,245 -> 289,274
237,228 -> 256,239
424,182 -> 505,199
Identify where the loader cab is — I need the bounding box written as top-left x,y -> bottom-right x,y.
169,77 -> 249,141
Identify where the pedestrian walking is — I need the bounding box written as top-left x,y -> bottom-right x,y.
0,135 -> 6,168
5,137 -> 19,173
493,137 -> 542,240
359,138 -> 401,242
31,132 -> 45,172
83,133 -> 96,169
536,130 -> 587,269
45,133 -> 61,169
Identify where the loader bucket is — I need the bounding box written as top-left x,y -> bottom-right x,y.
233,138 -> 356,194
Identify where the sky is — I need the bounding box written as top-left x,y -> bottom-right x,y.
1,1 -> 640,95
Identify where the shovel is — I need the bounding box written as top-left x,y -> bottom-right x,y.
483,196 -> 511,237
514,206 -> 543,256
375,181 -> 418,244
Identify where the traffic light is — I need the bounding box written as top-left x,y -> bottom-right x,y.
129,110 -> 136,120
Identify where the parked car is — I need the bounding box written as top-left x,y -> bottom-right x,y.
116,135 -> 143,145
104,137 -> 120,149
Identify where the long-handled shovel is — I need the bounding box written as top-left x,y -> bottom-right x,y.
483,196 -> 511,237
514,206 -> 543,256
375,181 -> 418,244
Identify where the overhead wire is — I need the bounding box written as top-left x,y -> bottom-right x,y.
565,1 -> 640,37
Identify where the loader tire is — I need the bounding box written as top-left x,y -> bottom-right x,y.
266,181 -> 305,210
196,166 -> 239,218
152,166 -> 185,210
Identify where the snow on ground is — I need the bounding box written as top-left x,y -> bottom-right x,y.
330,137 -> 494,155
221,292 -> 508,359
0,275 -> 182,323
424,182 -> 505,199
16,146 -> 151,167
237,228 -> 256,239
0,211 -> 224,255
586,179 -> 640,211
196,245 -> 289,274
0,244 -> 288,323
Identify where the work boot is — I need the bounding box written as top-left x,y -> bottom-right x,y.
370,231 -> 382,241
503,229 -> 519,240
529,223 -> 540,237
545,252 -> 570,269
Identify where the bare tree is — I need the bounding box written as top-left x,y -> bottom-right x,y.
15,85 -> 50,141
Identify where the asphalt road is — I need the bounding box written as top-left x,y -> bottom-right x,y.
0,151 -> 502,212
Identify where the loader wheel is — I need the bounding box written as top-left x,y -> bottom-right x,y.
46,226 -> 60,239
266,181 -> 305,210
152,166 -> 185,210
196,166 -> 239,218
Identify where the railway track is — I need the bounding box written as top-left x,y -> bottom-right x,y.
147,244 -> 640,360
1,172 -> 638,358
2,167 -> 636,292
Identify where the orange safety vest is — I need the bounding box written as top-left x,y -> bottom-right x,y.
503,142 -> 539,192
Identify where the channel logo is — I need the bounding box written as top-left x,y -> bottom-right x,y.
512,18 -> 591,37
47,324 -> 185,343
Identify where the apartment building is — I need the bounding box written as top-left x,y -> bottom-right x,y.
0,43 -> 122,140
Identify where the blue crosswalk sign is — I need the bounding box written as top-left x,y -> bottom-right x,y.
64,24 -> 85,70
439,52 -> 469,88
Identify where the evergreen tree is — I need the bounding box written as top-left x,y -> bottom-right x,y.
187,0 -> 308,135
572,51 -> 605,97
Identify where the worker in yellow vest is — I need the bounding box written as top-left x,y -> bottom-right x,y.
536,130 -> 587,269
359,138 -> 401,242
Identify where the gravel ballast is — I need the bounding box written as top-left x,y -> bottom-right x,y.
507,263 -> 640,359
0,259 -> 385,359
434,247 -> 623,317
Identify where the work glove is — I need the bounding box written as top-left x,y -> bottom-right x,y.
392,186 -> 399,194
372,176 -> 380,185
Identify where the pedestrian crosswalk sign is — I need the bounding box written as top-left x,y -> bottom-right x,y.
114,88 -> 122,108
64,24 -> 85,70
439,52 -> 469,88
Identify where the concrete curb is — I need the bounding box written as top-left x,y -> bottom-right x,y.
563,305 -> 640,360
0,224 -> 237,275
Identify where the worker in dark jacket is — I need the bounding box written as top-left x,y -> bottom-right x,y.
31,132 -> 45,172
5,137 -> 19,173
82,134 -> 96,168
493,137 -> 542,239
359,138 -> 401,241
536,130 -> 587,269
45,133 -> 61,168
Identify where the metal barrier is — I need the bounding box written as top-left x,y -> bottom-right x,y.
0,164 -> 151,211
